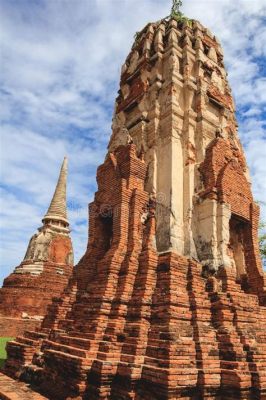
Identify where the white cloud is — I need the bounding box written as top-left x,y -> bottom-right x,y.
0,0 -> 266,284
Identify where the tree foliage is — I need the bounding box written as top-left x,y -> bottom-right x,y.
171,0 -> 183,17
259,221 -> 266,262
170,0 -> 193,27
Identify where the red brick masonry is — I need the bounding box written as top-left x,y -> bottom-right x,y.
2,145 -> 266,400
0,237 -> 73,337
0,372 -> 48,400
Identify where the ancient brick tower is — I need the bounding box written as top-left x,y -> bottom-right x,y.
3,9 -> 266,400
0,158 -> 73,336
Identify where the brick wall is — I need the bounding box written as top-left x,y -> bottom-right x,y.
0,317 -> 40,337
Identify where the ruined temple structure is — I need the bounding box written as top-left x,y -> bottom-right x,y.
2,7 -> 266,400
0,158 -> 73,337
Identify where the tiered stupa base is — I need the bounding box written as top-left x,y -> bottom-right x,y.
4,257 -> 266,400
0,261 -> 73,337
3,145 -> 266,400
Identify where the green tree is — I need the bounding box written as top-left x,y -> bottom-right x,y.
256,201 -> 266,268
259,221 -> 266,263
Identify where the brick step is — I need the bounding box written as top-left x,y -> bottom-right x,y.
190,305 -> 213,312
216,325 -> 244,335
196,360 -> 221,367
58,318 -> 74,325
217,328 -> 245,338
6,340 -> 34,350
15,336 -> 39,347
249,361 -> 266,370
143,349 -> 196,364
65,330 -> 101,340
142,356 -> 197,368
216,335 -> 245,348
194,343 -> 219,353
208,291 -> 255,371
54,328 -> 67,334
247,345 -> 266,353
42,340 -> 88,358
144,338 -> 195,347
192,326 -> 218,336
230,296 -> 259,305
230,291 -> 259,299
257,334 -> 266,342
38,328 -> 50,334
243,344 -> 261,352
4,344 -> 36,367
24,331 -> 48,340
234,313 -> 258,321
237,332 -> 266,349
217,341 -> 246,352
44,348 -> 93,366
110,336 -> 146,345
52,297 -> 75,307
0,372 -> 49,400
145,347 -> 196,359
211,295 -> 232,304
141,364 -> 198,384
249,354 -> 266,361
220,360 -> 251,370
187,285 -> 208,293
252,370 -> 266,379
119,354 -> 147,365
41,350 -> 92,388
187,279 -> 207,287
46,306 -> 72,317
57,335 -> 97,350
57,319 -> 74,329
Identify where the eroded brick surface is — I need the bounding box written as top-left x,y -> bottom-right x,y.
1,15 -> 266,400
0,372 -> 48,400
0,318 -> 40,338
2,145 -> 265,400
0,260 -> 73,320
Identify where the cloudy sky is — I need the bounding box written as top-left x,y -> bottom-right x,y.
0,0 -> 265,285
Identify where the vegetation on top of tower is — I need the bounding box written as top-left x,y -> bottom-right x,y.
133,25 -> 147,46
170,0 -> 193,27
171,0 -> 183,17
133,1 -> 193,48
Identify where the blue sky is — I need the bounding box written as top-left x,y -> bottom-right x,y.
0,0 -> 265,285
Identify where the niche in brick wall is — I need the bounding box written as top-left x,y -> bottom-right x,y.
97,212 -> 113,254
229,215 -> 249,280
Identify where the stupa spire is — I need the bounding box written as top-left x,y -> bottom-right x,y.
0,155 -> 73,327
43,157 -> 69,226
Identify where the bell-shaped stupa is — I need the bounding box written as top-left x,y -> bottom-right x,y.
0,158 -> 73,336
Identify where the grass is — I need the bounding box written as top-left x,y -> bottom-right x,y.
0,337 -> 14,369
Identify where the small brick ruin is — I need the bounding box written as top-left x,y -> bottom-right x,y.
0,158 -> 73,337
1,13 -> 266,400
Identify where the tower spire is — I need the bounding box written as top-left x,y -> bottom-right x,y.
43,157 -> 69,226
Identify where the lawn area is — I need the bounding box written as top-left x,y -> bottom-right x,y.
0,337 -> 14,369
